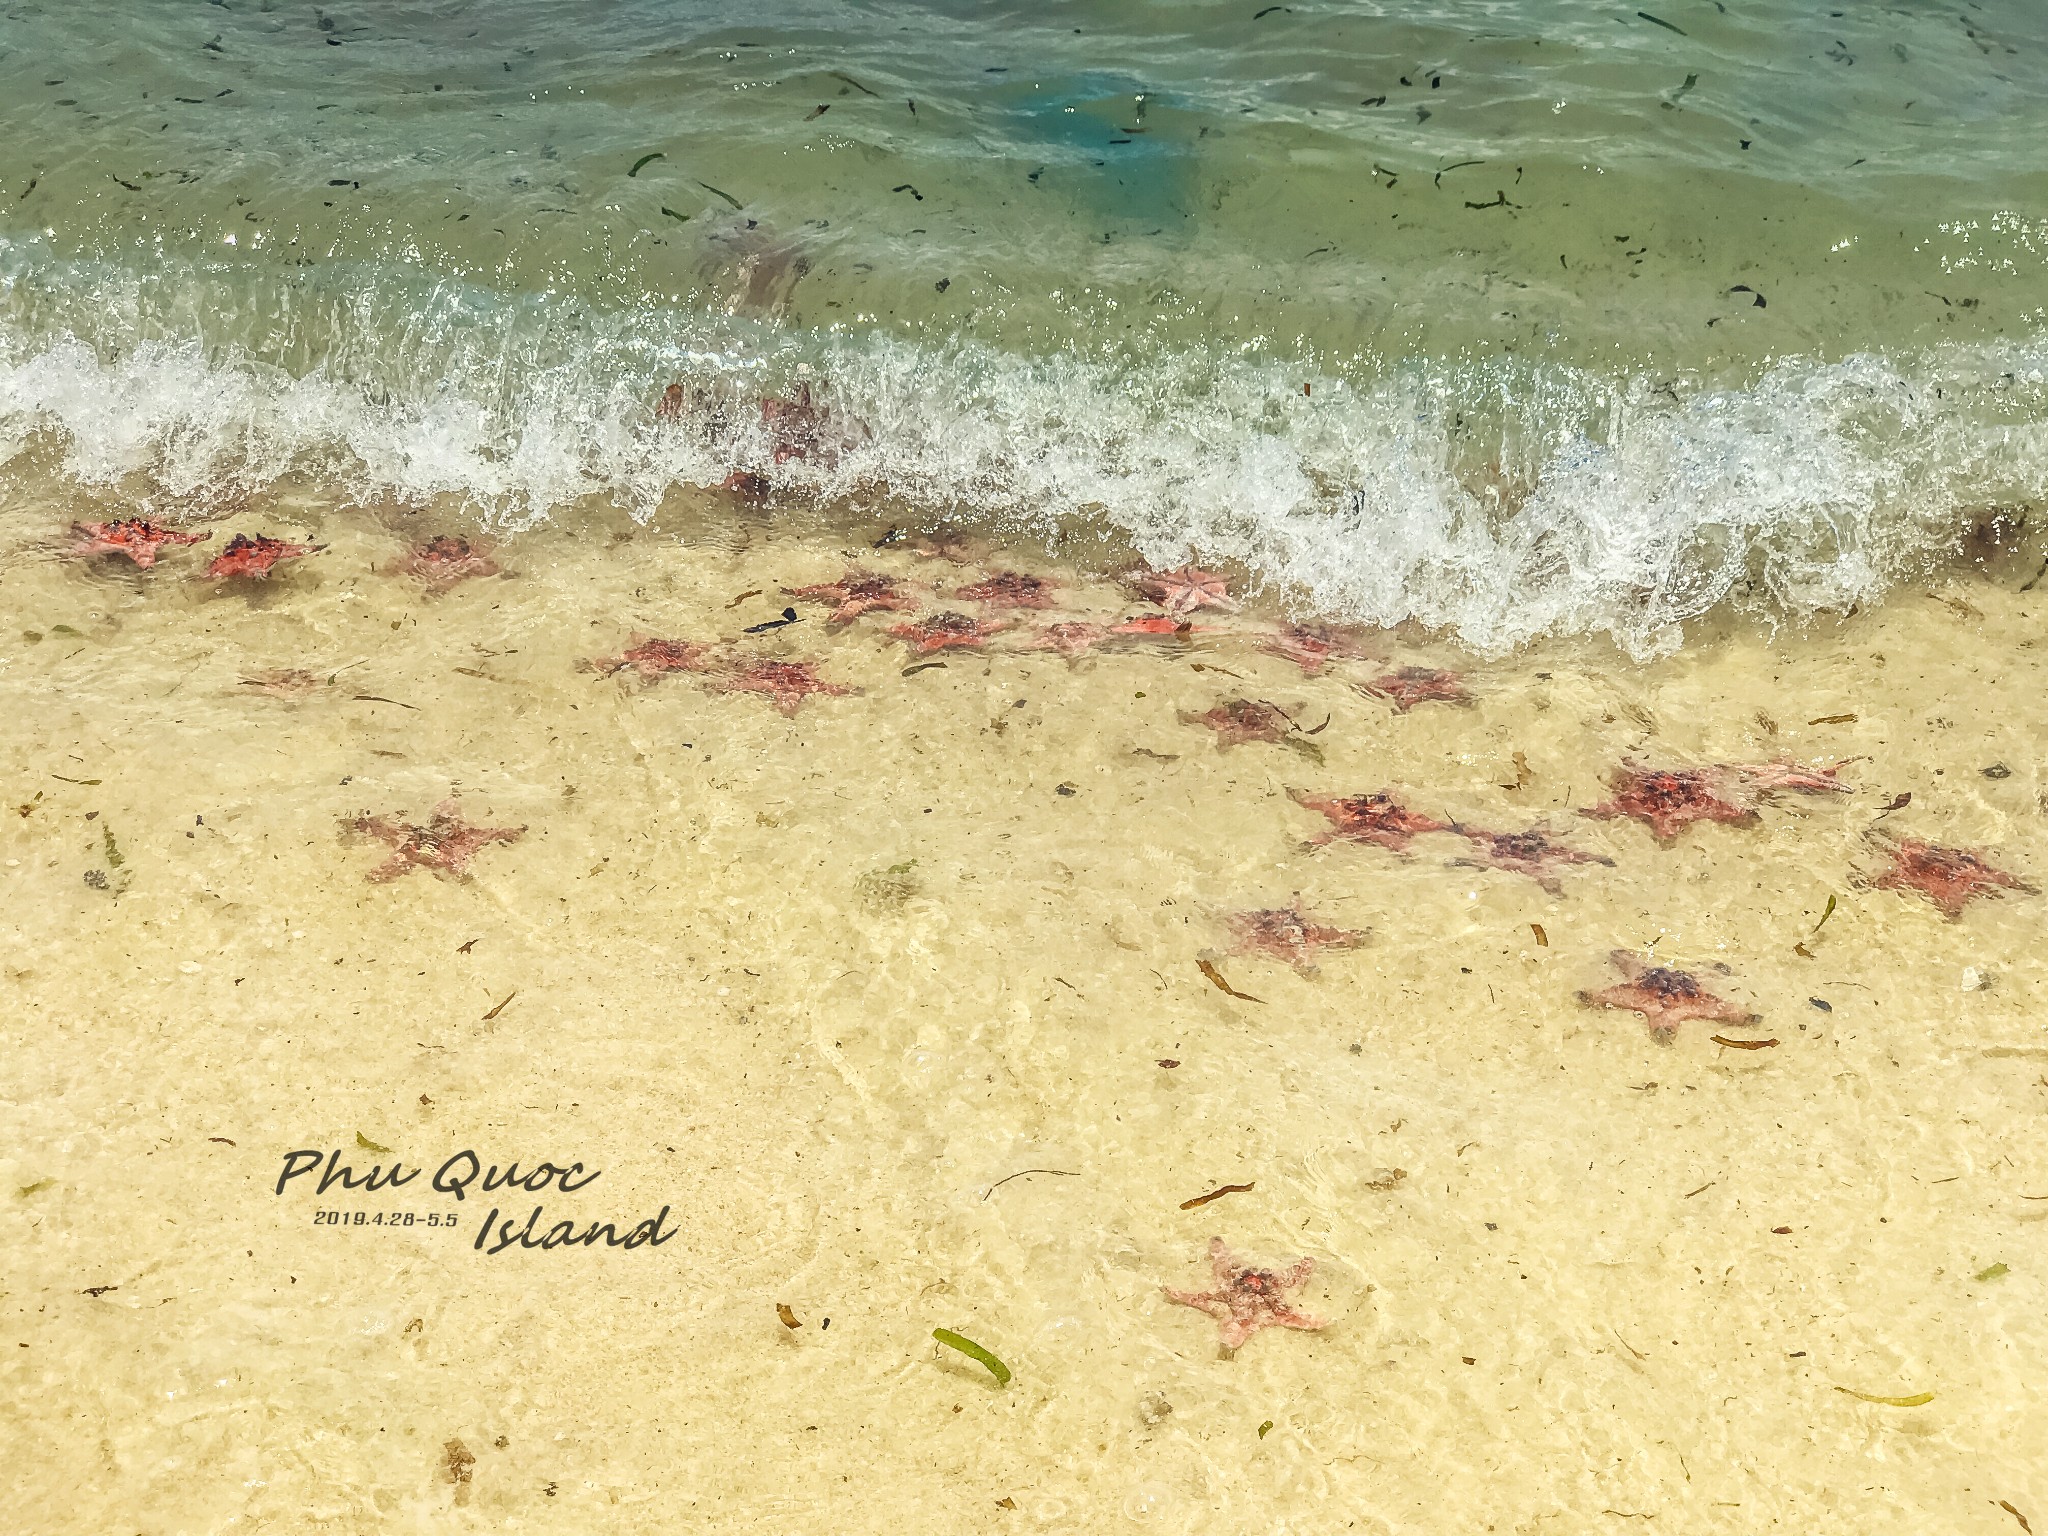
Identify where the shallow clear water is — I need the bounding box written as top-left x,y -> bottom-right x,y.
4,7 -> 2047,1533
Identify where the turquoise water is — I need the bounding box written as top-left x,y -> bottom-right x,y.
3,0 -> 2046,652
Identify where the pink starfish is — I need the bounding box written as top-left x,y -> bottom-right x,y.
721,470 -> 773,500
399,535 -> 499,589
1576,950 -> 1758,1041
1131,565 -> 1238,616
888,611 -> 1007,654
206,533 -> 322,580
954,570 -> 1058,609
1863,833 -> 2035,920
1180,698 -> 1295,748
713,657 -> 857,716
1359,666 -> 1470,712
1732,758 -> 1858,794
69,518 -> 211,568
760,381 -> 838,465
784,570 -> 915,625
1225,904 -> 1367,973
239,667 -> 328,697
1449,825 -> 1615,897
1289,788 -> 1449,853
1580,763 -> 1758,843
1261,622 -> 1370,676
1164,1237 -> 1327,1351
351,800 -> 525,883
584,637 -> 718,679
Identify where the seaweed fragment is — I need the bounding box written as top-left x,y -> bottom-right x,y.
1197,958 -> 1265,1003
933,1328 -> 1011,1385
1180,1182 -> 1254,1210
1834,1387 -> 1934,1407
777,1303 -> 802,1328
628,152 -> 664,177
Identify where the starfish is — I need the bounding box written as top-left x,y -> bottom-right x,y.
1731,758 -> 1858,795
1863,833 -> 2035,920
1180,698 -> 1295,748
1359,666 -> 1470,712
655,382 -> 689,423
713,657 -> 857,716
1449,825 -> 1616,897
888,611 -> 1007,654
1580,763 -> 1758,843
1289,788 -> 1448,853
400,535 -> 499,589
206,533 -> 322,580
351,800 -> 525,883
1164,1237 -> 1327,1352
760,382 -> 833,465
239,667 -> 328,697
584,637 -> 718,679
1577,950 -> 1758,1041
68,518 -> 211,568
1225,903 -> 1367,973
1261,622 -> 1370,676
784,570 -> 915,625
1131,565 -> 1239,616
954,570 -> 1058,609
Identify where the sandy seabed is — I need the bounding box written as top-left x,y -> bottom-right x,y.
1,485 -> 2044,1535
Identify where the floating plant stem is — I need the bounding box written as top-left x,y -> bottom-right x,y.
932,1328 -> 1010,1385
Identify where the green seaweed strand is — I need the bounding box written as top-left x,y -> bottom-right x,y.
932,1328 -> 1011,1385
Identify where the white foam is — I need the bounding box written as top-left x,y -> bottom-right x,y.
3,243 -> 2041,658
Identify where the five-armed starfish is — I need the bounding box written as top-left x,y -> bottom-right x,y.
585,637 -> 718,679
1131,565 -> 1239,616
1289,788 -> 1448,853
1576,950 -> 1758,1041
955,570 -> 1058,609
1164,1237 -> 1327,1351
69,518 -> 211,568
784,570 -> 915,625
1863,833 -> 2035,919
1731,758 -> 1858,794
1225,903 -> 1368,973
713,657 -> 856,716
1359,666 -> 1470,712
760,382 -> 833,464
1180,698 -> 1295,748
207,533 -> 322,580
888,611 -> 1007,654
1449,825 -> 1615,896
400,535 -> 499,588
351,800 -> 525,882
1580,763 -> 1758,843
1261,623 -> 1370,676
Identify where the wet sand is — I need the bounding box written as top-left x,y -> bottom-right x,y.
3,487 -> 2045,1534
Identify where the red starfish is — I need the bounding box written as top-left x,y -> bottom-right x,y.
1225,904 -> 1368,973
400,535 -> 499,589
1580,763 -> 1758,843
888,611 -> 1007,654
784,570 -> 915,625
351,800 -> 525,883
1864,833 -> 2035,920
1577,950 -> 1758,1041
721,470 -> 773,500
206,533 -> 322,580
1180,698 -> 1295,748
1449,825 -> 1615,896
713,657 -> 857,716
584,637 -> 718,679
1359,666 -> 1470,712
1289,788 -> 1448,852
1131,565 -> 1239,616
69,518 -> 211,568
761,382 -> 831,464
239,667 -> 328,697
954,570 -> 1058,609
655,382 -> 689,423
1732,758 -> 1858,794
1261,623 -> 1370,676
1164,1237 -> 1327,1351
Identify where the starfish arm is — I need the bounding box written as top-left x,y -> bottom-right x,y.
366,852 -> 415,883
1271,1307 -> 1328,1332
